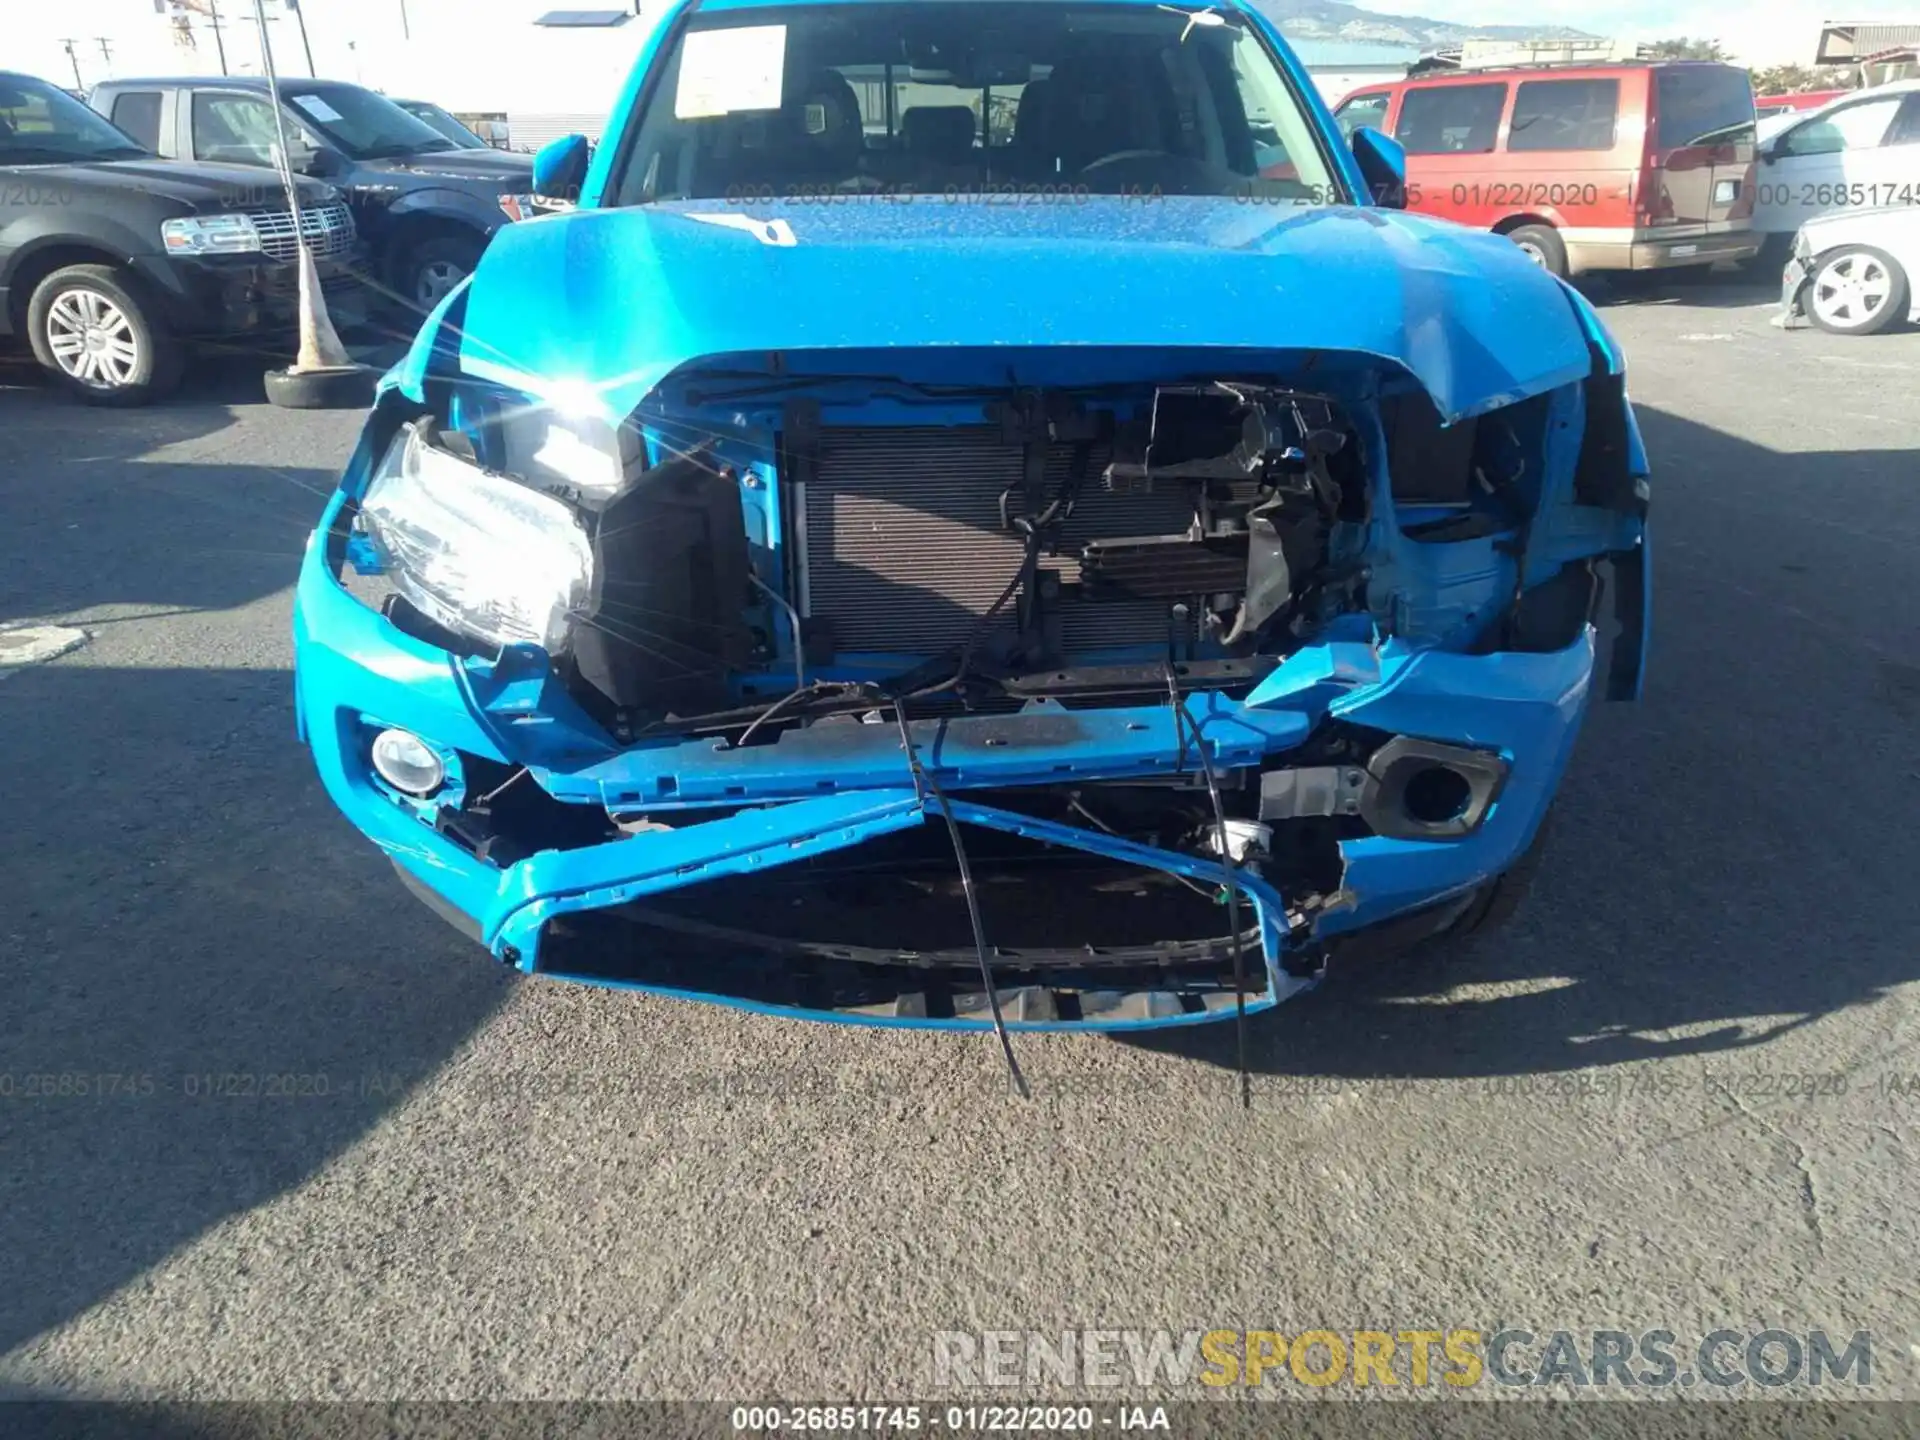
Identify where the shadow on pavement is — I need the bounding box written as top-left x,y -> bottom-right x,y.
0,369 -> 341,625
1128,403 -> 1920,1081
0,660 -> 514,1360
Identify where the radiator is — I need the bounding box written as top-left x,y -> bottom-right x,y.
801,426 -> 1196,656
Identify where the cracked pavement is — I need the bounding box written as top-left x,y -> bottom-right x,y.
1,278 -> 1917,1405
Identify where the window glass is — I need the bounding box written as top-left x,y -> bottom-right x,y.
1393,83 -> 1506,155
1507,78 -> 1618,152
1653,66 -> 1755,147
0,75 -> 149,163
1780,96 -> 1901,156
1890,93 -> 1920,146
614,2 -> 1341,204
194,93 -> 284,165
109,92 -> 163,151
1334,93 -> 1389,139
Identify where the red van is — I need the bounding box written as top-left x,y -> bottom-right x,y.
1332,62 -> 1760,277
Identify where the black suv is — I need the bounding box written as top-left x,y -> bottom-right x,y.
90,77 -> 536,315
0,70 -> 363,405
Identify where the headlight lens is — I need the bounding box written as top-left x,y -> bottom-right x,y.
358,421 -> 595,654
161,214 -> 263,255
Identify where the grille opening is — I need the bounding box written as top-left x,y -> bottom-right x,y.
535,820 -> 1261,1017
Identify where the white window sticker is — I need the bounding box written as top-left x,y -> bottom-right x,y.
674,25 -> 787,119
291,95 -> 344,123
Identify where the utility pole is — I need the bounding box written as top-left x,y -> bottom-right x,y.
285,0 -> 317,77
398,0 -> 411,41
205,0 -> 231,76
94,37 -> 115,69
58,39 -> 85,90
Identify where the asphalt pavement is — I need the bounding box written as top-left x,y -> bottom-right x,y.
2,276 -> 1918,1407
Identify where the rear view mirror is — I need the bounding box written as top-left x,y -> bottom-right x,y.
534,133 -> 591,202
1350,126 -> 1406,208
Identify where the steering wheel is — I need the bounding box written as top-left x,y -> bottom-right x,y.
1079,148 -> 1174,172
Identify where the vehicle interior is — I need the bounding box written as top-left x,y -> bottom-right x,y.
621,2 -> 1339,202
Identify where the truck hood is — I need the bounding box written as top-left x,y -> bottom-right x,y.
454,198 -> 1597,424
367,147 -> 533,186
21,157 -> 341,212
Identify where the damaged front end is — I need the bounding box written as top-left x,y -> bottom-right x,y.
293,205 -> 1648,1032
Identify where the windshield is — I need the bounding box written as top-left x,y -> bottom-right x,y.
614,2 -> 1342,205
282,83 -> 457,159
400,101 -> 490,149
0,75 -> 149,165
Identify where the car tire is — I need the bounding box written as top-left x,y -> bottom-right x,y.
26,264 -> 183,407
1442,811 -> 1556,945
263,364 -> 377,410
1805,246 -> 1909,336
1506,224 -> 1568,279
395,233 -> 484,316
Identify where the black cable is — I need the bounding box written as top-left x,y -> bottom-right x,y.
1167,667 -> 1252,1110
889,701 -> 1030,1100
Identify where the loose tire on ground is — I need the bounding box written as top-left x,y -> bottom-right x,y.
263,364 -> 377,410
26,264 -> 182,406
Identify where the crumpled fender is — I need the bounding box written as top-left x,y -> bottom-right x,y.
453,199 -> 1597,424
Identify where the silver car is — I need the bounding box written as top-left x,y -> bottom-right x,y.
1779,204 -> 1920,335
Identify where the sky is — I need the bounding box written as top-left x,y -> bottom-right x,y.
11,0 -> 1915,105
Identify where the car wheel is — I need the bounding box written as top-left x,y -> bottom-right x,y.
398,234 -> 484,315
1805,246 -> 1909,336
1442,811 -> 1556,945
26,264 -> 182,406
1505,224 -> 1568,279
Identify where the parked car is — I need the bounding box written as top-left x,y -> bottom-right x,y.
1,70 -> 363,404
1756,89 -> 1851,123
1778,204 -> 1920,333
291,0 -> 1649,1044
1332,61 -> 1759,277
392,98 -> 492,151
87,77 -> 536,313
1751,80 -> 1920,249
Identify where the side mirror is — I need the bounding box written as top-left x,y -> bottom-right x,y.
534,133 -> 591,203
1350,126 -> 1406,208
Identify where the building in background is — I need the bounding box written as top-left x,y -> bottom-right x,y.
1816,21 -> 1920,84
1290,39 -> 1422,105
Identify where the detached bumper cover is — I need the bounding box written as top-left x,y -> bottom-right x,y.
294,491 -> 1610,1032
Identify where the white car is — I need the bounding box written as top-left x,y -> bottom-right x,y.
1779,205 -> 1920,334
1752,80 -> 1920,238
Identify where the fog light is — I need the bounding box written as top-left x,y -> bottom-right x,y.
370,728 -> 446,796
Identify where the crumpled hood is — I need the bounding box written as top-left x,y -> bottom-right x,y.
456,198 -> 1596,423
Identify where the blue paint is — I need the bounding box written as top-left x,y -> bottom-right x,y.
291,0 -> 1652,1032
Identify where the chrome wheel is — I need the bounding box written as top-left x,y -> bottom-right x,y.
1810,252 -> 1892,330
44,287 -> 141,389
413,259 -> 467,309
1515,238 -> 1549,268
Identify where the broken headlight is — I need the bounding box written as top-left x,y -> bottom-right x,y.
358,420 -> 594,654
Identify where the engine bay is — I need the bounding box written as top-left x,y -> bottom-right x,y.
546,373 -> 1380,741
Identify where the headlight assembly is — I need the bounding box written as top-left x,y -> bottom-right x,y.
358,421 -> 595,654
161,214 -> 263,255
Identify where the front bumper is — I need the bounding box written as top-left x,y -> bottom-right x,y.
1562,227 -> 1761,275
131,249 -> 371,339
293,493 -> 1612,1033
